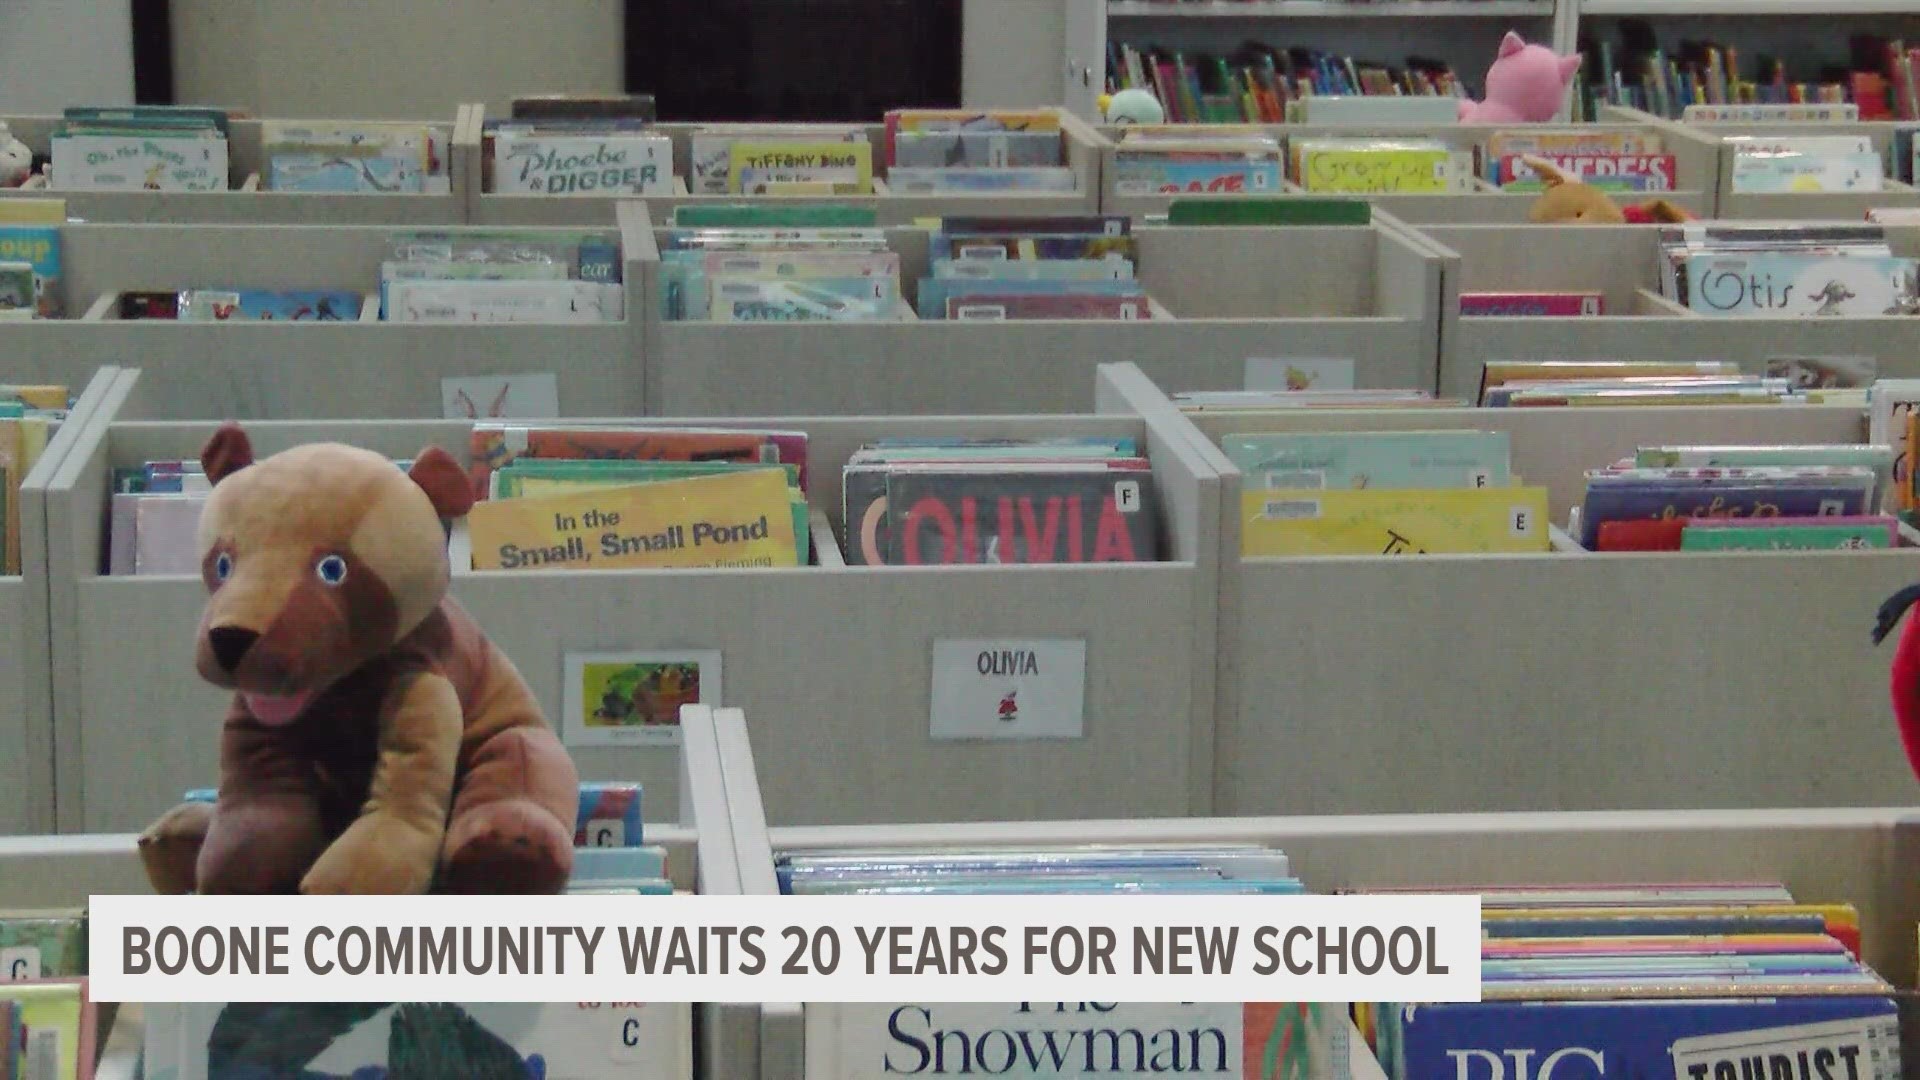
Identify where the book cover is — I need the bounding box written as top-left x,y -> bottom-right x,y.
467,468 -> 799,571
867,467 -> 1160,566
50,132 -> 227,191
1221,431 -> 1513,490
1499,153 -> 1677,191
1109,156 -> 1281,196
1242,486 -> 1550,556
1679,517 -> 1898,550
890,130 -> 1062,169
1579,469 -> 1875,547
384,279 -> 622,323
575,780 -> 643,847
1596,518 -> 1686,551
730,141 -> 873,195
0,910 -> 86,981
494,134 -> 672,196
1295,145 -> 1451,194
180,288 -> 360,321
806,1002 -> 1349,1080
1459,291 -> 1604,316
0,226 -> 61,318
689,128 -> 866,193
1379,998 -> 1898,1080
1683,252 -> 1918,317
2,978 -> 90,1080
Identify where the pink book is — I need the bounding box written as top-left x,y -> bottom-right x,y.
1460,291 -> 1604,316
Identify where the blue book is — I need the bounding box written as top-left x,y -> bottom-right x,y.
569,845 -> 667,882
0,226 -> 62,319
1483,913 -> 1830,938
183,788 -> 216,803
574,780 -> 642,847
1378,997 -> 1899,1080
1222,431 -> 1513,491
179,289 -> 361,321
1579,467 -> 1875,548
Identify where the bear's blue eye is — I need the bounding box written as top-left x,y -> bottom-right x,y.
315,554 -> 348,585
212,552 -> 232,582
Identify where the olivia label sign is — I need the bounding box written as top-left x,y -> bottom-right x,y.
929,638 -> 1086,741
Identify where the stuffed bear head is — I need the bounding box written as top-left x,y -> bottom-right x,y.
192,423 -> 474,725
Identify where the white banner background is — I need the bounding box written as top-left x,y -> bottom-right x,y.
89,894 -> 1482,1004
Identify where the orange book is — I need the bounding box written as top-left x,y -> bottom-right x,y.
466,424 -> 793,502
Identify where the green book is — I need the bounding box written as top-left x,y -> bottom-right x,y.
1679,521 -> 1897,551
672,203 -> 878,228
0,909 -> 86,979
1166,198 -> 1370,227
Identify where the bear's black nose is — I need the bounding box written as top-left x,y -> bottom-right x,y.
208,626 -> 259,672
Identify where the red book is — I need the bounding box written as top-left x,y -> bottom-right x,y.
1596,519 -> 1686,552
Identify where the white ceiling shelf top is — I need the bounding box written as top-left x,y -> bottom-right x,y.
1107,0 -> 1553,17
1581,0 -> 1920,12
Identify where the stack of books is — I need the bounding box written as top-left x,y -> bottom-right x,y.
47,106 -> 228,193
1656,223 -> 1920,318
917,215 -> 1147,321
781,842 -> 1352,1079
379,228 -> 624,324
840,437 -> 1161,565
1578,32 -> 1920,122
1357,881 -> 1898,1079
464,422 -> 811,572
1227,430 -> 1551,556
1478,360 -> 1871,407
107,456 -> 215,576
883,109 -> 1074,195
656,226 -> 904,323
1,384 -> 67,576
1727,135 -> 1885,195
264,121 -> 449,194
1105,40 -> 1462,123
482,116 -> 670,197
689,123 -> 873,197
1576,457 -> 1888,552
1108,126 -> 1283,197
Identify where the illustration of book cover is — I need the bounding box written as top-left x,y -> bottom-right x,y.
1498,153 -> 1677,190
1459,291 -> 1603,316
179,288 -> 361,321
1485,130 -> 1662,160
1243,486 -> 1550,556
805,1002 -> 1349,1080
495,462 -> 810,565
1222,431 -> 1513,490
264,121 -> 434,193
850,466 -> 1159,566
0,225 -> 61,318
1578,470 -> 1875,547
891,130 -> 1063,169
467,425 -> 791,502
494,134 -> 672,196
0,910 -> 86,980
0,979 -> 91,1080
1110,156 -> 1281,196
729,141 -> 873,195
51,131 -> 227,191
467,468 -> 798,570
689,128 -> 866,194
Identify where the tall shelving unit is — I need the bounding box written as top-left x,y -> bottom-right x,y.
1104,0 -> 1920,117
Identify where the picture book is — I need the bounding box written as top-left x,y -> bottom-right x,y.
1221,431 -> 1513,490
1682,252 -> 1919,317
1498,153 -> 1677,191
1242,486 -> 1550,556
0,223 -> 61,318
1292,139 -> 1454,194
947,293 -> 1150,320
916,277 -> 1143,321
806,1002 -> 1351,1080
1633,444 -> 1892,504
467,424 -> 801,501
689,126 -> 866,194
874,467 -> 1161,565
51,129 -> 227,191
1578,467 -> 1876,548
466,468 -> 800,571
179,289 -> 362,321
890,130 -> 1062,169
493,461 -> 810,566
264,121 -> 439,194
384,279 -> 622,323
0,909 -> 86,981
729,140 -> 874,195
493,134 -> 672,196
1678,517 -> 1898,550
1,978 -> 92,1080
1109,155 -> 1281,196
1478,360 -> 1742,405
576,780 -> 644,847
884,167 -> 1077,193
1459,291 -> 1603,316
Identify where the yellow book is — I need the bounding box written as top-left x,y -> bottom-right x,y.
0,385 -> 67,410
468,468 -> 799,571
1297,147 -> 1449,194
5,980 -> 86,1080
0,198 -> 64,224
1242,485 -> 1551,556
728,140 -> 873,195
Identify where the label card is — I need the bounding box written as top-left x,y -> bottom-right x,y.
561,650 -> 720,748
582,818 -> 626,847
1245,357 -> 1356,392
930,638 -> 1086,741
0,945 -> 40,981
441,372 -> 560,419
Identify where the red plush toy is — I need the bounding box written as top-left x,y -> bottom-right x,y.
1873,585 -> 1920,776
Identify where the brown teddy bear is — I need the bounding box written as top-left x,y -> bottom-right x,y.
137,423 -> 579,895
1521,154 -> 1694,225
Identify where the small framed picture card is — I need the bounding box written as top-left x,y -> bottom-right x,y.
561,650 -> 721,748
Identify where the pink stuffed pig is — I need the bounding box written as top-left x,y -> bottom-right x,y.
1459,32 -> 1581,123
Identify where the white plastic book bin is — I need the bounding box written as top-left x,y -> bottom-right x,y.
463,106 -> 1106,228
0,203 -> 649,419
1093,118 -> 1719,225
0,719 -> 736,1080
40,369 -> 1221,833
1424,221 -> 1920,404
0,110 -> 468,225
0,366 -> 121,836
638,203 -> 1451,416
1628,108 -> 1920,221
1097,363 -> 1919,815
